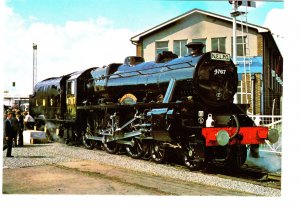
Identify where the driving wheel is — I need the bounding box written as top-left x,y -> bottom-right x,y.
125,138 -> 144,159
150,141 -> 167,164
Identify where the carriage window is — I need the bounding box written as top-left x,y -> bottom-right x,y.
67,80 -> 75,95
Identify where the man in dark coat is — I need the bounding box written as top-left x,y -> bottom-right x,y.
3,111 -> 15,157
186,42 -> 205,56
11,110 -> 19,147
16,110 -> 24,147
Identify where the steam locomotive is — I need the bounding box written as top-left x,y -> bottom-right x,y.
29,42 -> 278,171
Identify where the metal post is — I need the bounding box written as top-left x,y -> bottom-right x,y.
231,1 -> 238,103
251,74 -> 256,114
232,1 -> 237,66
33,43 -> 37,93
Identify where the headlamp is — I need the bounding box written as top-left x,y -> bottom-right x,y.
268,128 -> 279,144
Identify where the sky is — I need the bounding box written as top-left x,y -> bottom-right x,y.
1,0 -> 285,96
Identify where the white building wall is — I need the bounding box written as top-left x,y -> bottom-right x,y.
142,13 -> 258,61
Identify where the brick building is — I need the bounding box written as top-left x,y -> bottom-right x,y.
130,8 -> 283,115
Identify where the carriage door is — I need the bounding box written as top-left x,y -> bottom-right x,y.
66,79 -> 76,120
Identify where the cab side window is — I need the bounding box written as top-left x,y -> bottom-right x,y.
67,80 -> 75,95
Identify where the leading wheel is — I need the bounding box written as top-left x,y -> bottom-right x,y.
226,144 -> 247,169
150,141 -> 167,164
182,136 -> 204,171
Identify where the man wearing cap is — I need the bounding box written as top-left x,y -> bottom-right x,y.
3,111 -> 15,157
186,42 -> 205,56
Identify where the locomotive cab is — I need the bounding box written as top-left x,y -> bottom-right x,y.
66,67 -> 98,120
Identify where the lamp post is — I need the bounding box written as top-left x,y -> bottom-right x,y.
33,43 -> 37,93
230,1 -> 239,103
230,1 -> 244,104
230,1 -> 246,65
231,1 -> 238,66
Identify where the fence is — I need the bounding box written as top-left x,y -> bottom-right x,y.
249,115 -> 282,155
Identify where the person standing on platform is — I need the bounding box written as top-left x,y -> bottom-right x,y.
3,111 -> 15,157
24,111 -> 35,130
16,110 -> 24,147
11,110 -> 19,147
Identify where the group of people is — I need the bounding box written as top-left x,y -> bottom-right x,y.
3,108 -> 35,157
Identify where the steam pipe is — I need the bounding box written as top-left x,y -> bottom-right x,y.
229,114 -> 240,140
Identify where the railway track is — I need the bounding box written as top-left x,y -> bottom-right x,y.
164,161 -> 281,189
69,142 -> 282,190
223,166 -> 281,189
136,146 -> 282,189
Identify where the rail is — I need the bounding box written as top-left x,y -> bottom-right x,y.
249,115 -> 282,155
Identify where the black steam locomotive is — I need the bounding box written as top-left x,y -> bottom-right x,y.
30,42 -> 278,170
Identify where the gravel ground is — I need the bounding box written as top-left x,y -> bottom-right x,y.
2,142 -> 281,196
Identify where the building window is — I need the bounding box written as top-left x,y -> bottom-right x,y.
192,38 -> 206,53
211,37 -> 226,52
173,40 -> 188,57
237,77 -> 251,104
231,36 -> 247,56
155,41 -> 169,56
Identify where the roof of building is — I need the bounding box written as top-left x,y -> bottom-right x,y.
130,8 -> 270,42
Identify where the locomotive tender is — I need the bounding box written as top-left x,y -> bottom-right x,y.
30,42 -> 278,170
